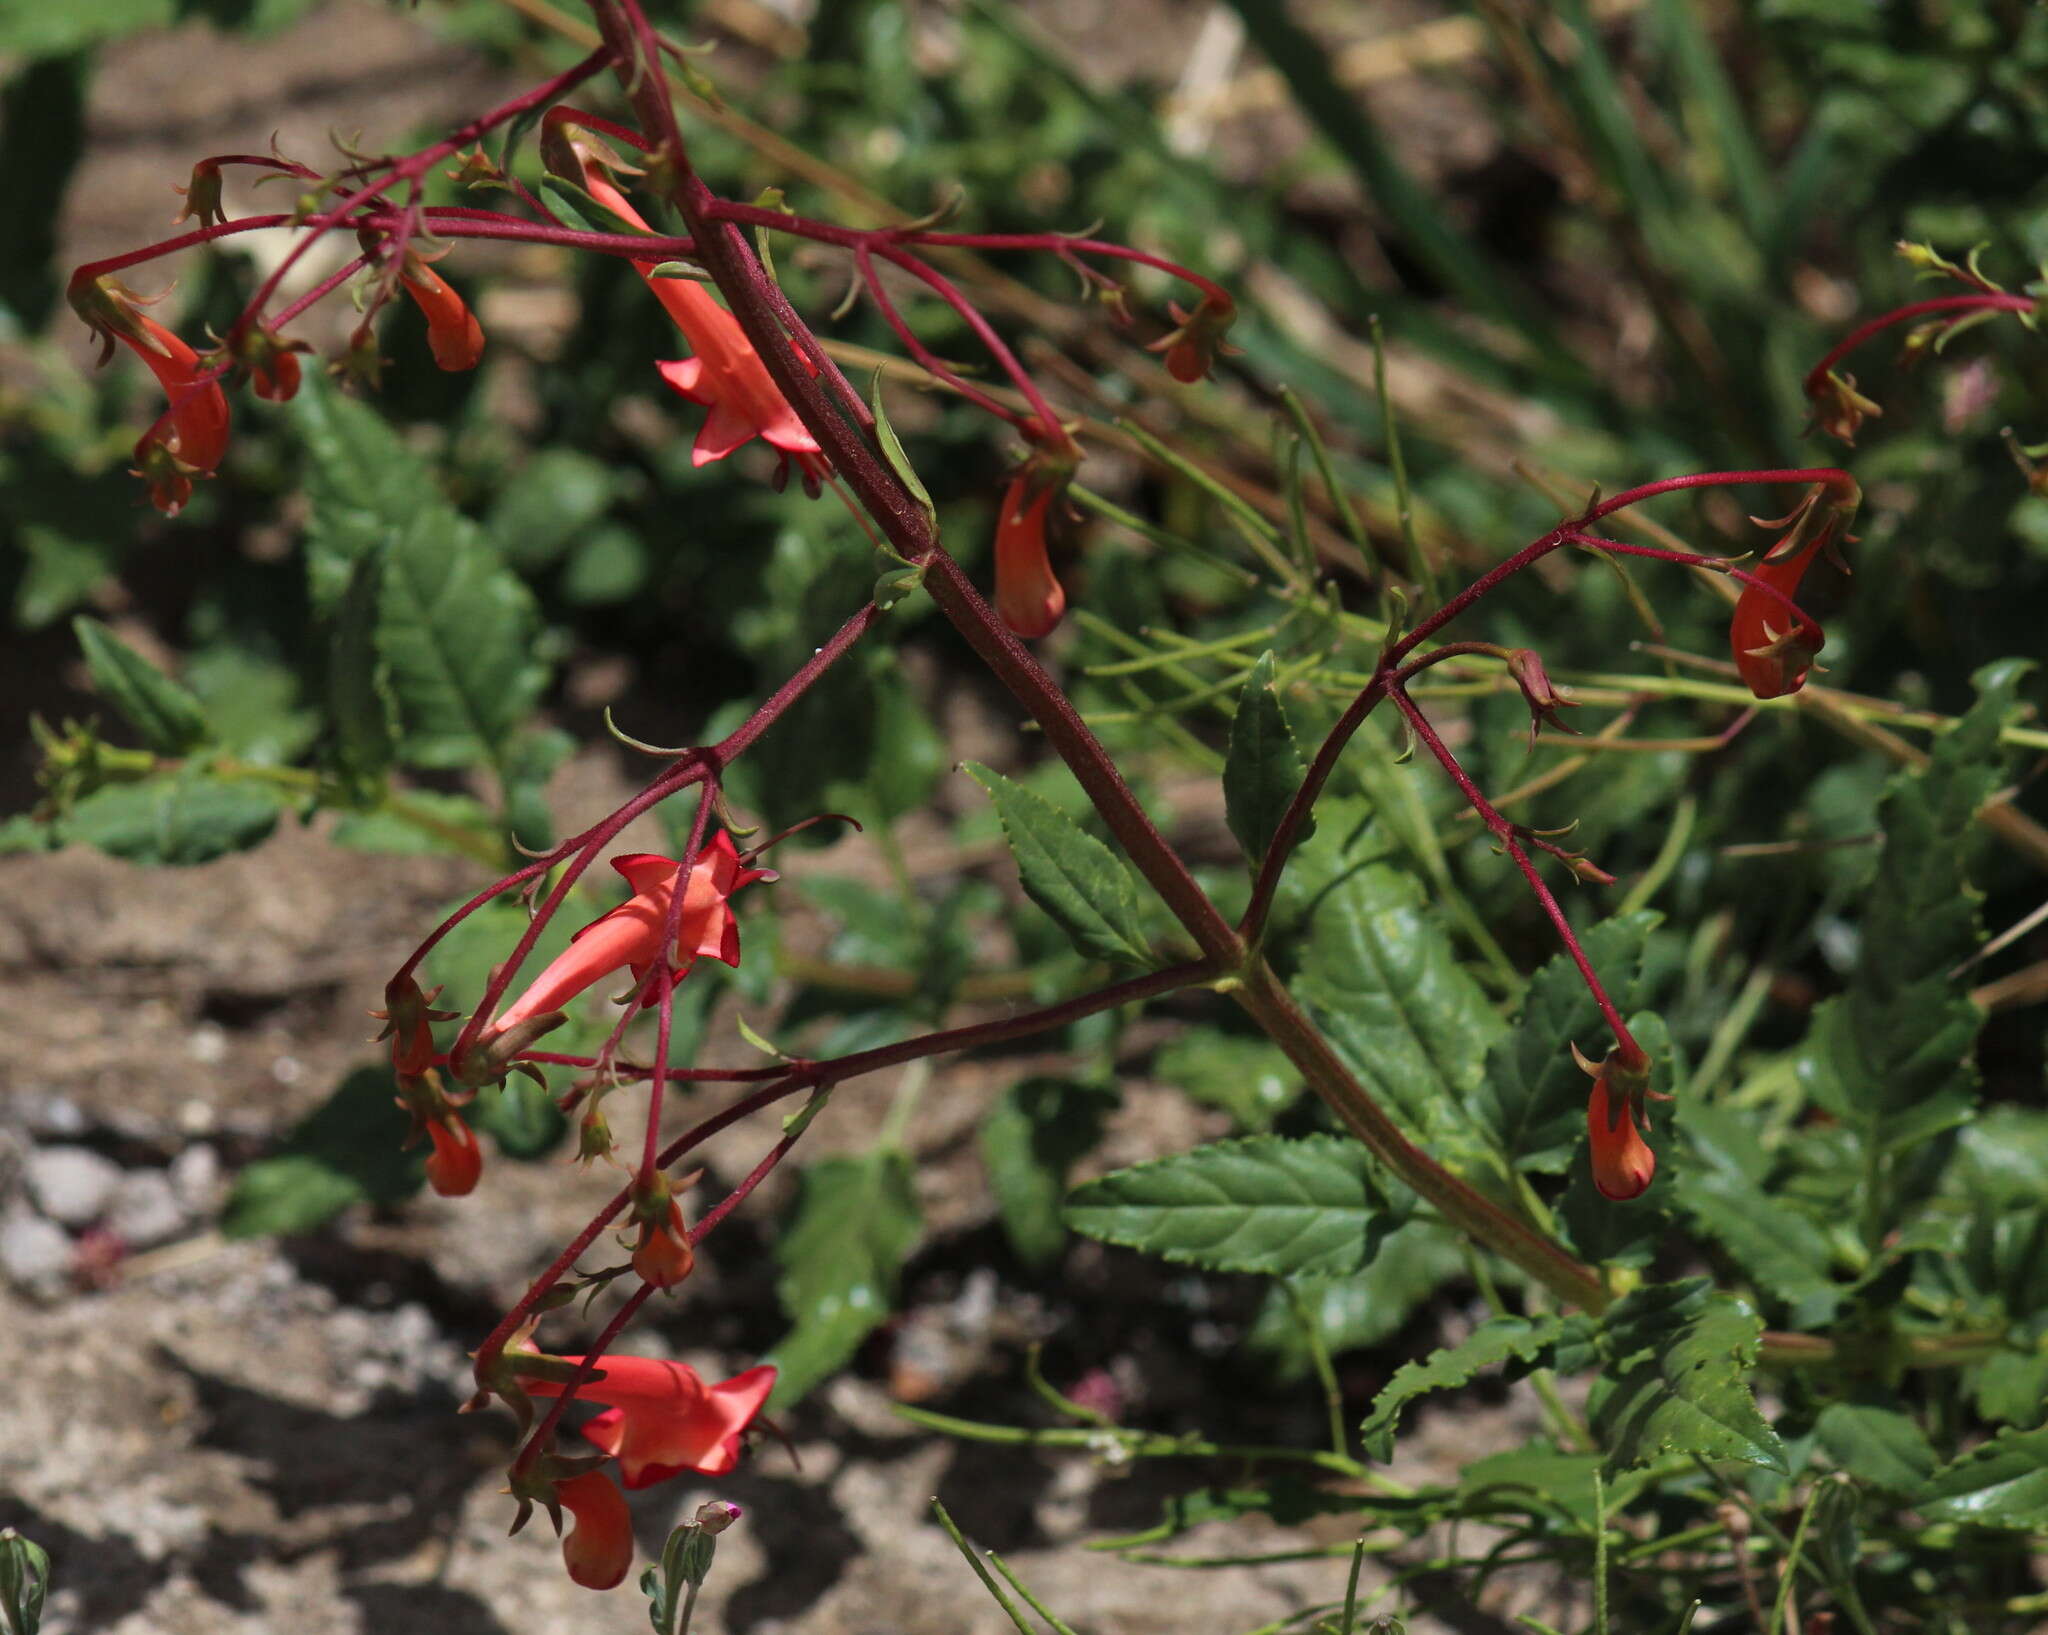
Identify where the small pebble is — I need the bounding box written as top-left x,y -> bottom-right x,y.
107,1170 -> 188,1250
25,1146 -> 124,1227
0,1207 -> 74,1297
168,1144 -> 222,1212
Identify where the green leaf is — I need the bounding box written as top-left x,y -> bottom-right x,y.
292,376 -> 548,769
502,727 -> 574,849
868,374 -> 936,534
1359,1314 -> 1564,1461
1675,1102 -> 1843,1326
1223,651 -> 1312,868
1153,1029 -> 1300,1131
71,616 -> 211,756
980,1077 -> 1115,1268
1815,1404 -> 1937,1496
1591,1279 -> 1786,1476
377,504 -> 547,769
1246,1221 -> 1464,1382
65,773 -> 281,866
1798,661 -> 2028,1158
1296,861 -> 1502,1154
962,763 -> 1153,965
1065,1135 -> 1396,1279
468,1074 -> 566,1159
766,1150 -> 922,1408
1919,1423 -> 2048,1528
220,1067 -> 423,1238
1474,912 -> 1659,1171
0,0 -> 170,59
326,547 -> 397,791
0,1526 -> 49,1635
484,448 -> 616,571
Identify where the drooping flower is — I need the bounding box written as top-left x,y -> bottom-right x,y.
1728,484 -> 1855,701
1580,1040 -> 1656,1201
1805,368 -> 1883,445
994,473 -> 1065,639
73,278 -> 231,516
629,1171 -> 696,1290
541,114 -> 827,485
373,975 -> 456,1079
527,1357 -> 777,1487
397,258 -> 485,371
490,833 -> 773,1038
1145,289 -> 1240,383
553,1468 -> 634,1590
424,1112 -> 483,1197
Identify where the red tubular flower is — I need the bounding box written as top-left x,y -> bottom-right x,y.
529,1358 -> 777,1487
631,1193 -> 696,1291
1146,290 -> 1240,383
1581,1041 -> 1656,1201
553,1469 -> 633,1590
994,473 -> 1065,639
490,833 -> 773,1038
424,1112 -> 482,1197
1729,535 -> 1826,700
398,260 -> 485,371
108,309 -> 231,517
554,137 -> 829,486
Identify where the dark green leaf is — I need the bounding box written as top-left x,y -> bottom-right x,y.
1246,1221 -> 1463,1382
326,547 -> 396,791
502,727 -> 574,849
1919,1423 -> 2048,1528
220,1067 -> 423,1238
1676,1102 -> 1843,1326
72,616 -> 211,756
1153,1029 -> 1300,1131
1815,1403 -> 1936,1496
1474,912 -> 1659,1171
766,1150 -> 921,1407
1591,1279 -> 1786,1476
293,374 -> 447,611
1223,651 -> 1312,868
980,1077 -> 1115,1267
468,1074 -> 566,1160
484,448 -> 617,572
962,762 -> 1153,964
1360,1315 -> 1564,1460
65,773 -> 281,866
1798,661 -> 2027,1158
1296,861 -> 1502,1156
1066,1135 -> 1396,1279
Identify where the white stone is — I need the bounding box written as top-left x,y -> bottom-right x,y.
24,1146 -> 124,1226
0,1206 -> 72,1296
107,1170 -> 189,1250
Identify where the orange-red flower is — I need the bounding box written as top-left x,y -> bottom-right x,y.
544,118 -> 828,485
529,1357 -> 777,1487
629,1171 -> 696,1290
553,1468 -> 633,1590
994,473 -> 1065,639
104,311 -> 232,516
490,833 -> 772,1038
398,259 -> 485,371
424,1112 -> 483,1197
1730,539 -> 1826,700
1581,1041 -> 1655,1201
1146,290 -> 1239,383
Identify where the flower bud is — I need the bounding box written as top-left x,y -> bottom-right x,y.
424,1111 -> 483,1197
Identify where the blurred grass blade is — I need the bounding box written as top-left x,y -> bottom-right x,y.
1649,0 -> 1773,246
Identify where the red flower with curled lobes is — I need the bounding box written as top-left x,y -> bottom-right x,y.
488,833 -> 774,1040
423,1112 -> 482,1197
526,1357 -> 777,1487
541,110 -> 828,489
397,257 -> 485,372
552,1468 -> 633,1590
72,276 -> 231,516
994,473 -> 1065,639
1578,1039 -> 1656,1201
1729,483 -> 1856,701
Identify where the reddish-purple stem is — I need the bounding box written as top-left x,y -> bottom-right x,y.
1804,292 -> 2034,395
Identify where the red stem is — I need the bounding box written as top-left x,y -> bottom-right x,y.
641,782 -> 714,1184
1387,686 -> 1636,1053
1804,292 -> 2034,395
